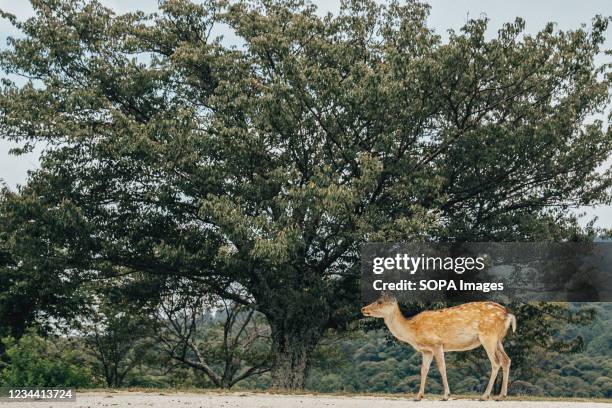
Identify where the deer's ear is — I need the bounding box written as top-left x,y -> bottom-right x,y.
380,292 -> 396,302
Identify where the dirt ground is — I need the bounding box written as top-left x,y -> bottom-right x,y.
5,391 -> 611,408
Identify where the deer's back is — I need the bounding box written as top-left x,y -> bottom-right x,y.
410,301 -> 511,351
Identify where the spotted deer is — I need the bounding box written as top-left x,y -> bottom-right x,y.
361,296 -> 516,401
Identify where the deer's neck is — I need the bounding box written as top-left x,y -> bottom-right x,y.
384,306 -> 419,348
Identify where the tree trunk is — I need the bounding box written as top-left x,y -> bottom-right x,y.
268,322 -> 322,390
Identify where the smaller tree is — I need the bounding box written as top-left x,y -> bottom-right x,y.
78,288 -> 155,388
157,287 -> 271,388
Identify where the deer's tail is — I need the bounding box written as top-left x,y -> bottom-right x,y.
506,313 -> 517,334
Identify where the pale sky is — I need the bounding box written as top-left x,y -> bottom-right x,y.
1,0 -> 611,227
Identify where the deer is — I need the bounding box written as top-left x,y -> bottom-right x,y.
361,296 -> 516,401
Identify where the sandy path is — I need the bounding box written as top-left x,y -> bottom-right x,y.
5,391 -> 611,408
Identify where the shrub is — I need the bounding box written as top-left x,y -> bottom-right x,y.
1,331 -> 94,387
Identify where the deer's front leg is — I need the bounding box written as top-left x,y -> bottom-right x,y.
416,351 -> 433,401
434,346 -> 450,400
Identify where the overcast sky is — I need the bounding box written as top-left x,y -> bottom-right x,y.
1,0 -> 611,226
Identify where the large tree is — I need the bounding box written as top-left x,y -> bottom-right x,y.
1,0 -> 610,389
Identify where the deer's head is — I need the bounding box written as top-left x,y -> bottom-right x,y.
361,295 -> 398,318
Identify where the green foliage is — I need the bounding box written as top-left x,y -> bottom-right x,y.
0,187 -> 87,340
307,329 -> 432,394
0,330 -> 94,387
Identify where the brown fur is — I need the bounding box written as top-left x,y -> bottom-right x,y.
362,297 -> 516,401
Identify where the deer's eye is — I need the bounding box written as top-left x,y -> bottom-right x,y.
376,301 -> 382,305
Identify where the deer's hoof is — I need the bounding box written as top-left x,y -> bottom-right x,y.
495,394 -> 507,401
414,393 -> 424,401
442,394 -> 450,401
480,394 -> 490,401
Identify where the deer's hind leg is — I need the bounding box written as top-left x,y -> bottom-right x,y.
479,335 -> 501,401
496,341 -> 511,399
